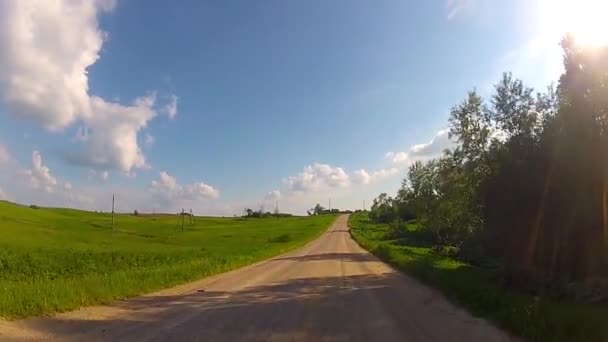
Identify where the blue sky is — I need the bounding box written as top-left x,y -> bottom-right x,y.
0,0 -> 568,215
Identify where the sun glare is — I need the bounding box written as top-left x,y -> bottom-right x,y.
540,0 -> 608,47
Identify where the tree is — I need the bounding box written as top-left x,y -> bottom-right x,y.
370,37 -> 608,292
312,204 -> 325,215
483,38 -> 608,288
369,193 -> 396,223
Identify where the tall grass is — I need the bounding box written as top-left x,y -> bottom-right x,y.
0,201 -> 335,319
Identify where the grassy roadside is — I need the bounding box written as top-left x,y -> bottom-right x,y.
348,211 -> 608,342
0,201 -> 336,319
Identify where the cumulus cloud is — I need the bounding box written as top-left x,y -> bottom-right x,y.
1,148 -> 83,204
385,129 -> 453,165
285,163 -> 350,193
68,94 -> 157,171
410,129 -> 452,157
0,0 -> 167,172
352,169 -> 371,185
352,168 -> 400,185
264,190 -> 281,201
384,151 -> 408,164
151,171 -> 219,200
163,94 -> 179,119
23,151 -> 58,192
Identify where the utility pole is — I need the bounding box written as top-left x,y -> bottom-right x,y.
181,208 -> 185,232
363,200 -> 366,211
329,197 -> 331,212
190,209 -> 193,224
111,194 -> 115,232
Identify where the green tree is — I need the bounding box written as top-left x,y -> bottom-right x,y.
369,193 -> 397,223
312,204 -> 325,215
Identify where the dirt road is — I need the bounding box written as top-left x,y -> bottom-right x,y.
0,215 -> 515,341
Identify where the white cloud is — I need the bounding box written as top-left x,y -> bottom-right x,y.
24,150 -> 58,192
410,129 -> 451,157
1,149 -> 85,204
352,169 -> 371,185
352,168 -> 399,185
151,171 -> 220,200
264,190 -> 281,201
0,0 -> 166,172
385,130 -> 453,165
285,163 -> 350,193
0,149 -> 229,214
66,94 -> 157,171
0,144 -> 11,164
101,170 -> 109,180
163,94 -> 179,119
384,151 -> 408,164
153,171 -> 178,191
145,133 -> 155,146
185,182 -> 219,199
372,167 -> 400,180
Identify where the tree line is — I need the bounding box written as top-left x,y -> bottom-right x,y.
369,37 -> 608,295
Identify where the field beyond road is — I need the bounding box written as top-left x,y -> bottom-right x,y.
0,201 -> 335,319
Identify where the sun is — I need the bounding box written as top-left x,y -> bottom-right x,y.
539,0 -> 608,47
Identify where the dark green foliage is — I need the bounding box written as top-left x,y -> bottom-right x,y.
370,39 -> 608,295
305,204 -> 342,216
368,192 -> 415,224
488,39 -> 608,289
243,208 -> 293,218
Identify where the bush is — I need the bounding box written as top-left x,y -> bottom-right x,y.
29,205 -> 40,210
387,220 -> 408,239
432,245 -> 460,258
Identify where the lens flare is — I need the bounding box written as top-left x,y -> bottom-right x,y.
539,0 -> 608,46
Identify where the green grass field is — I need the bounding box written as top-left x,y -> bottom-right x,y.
348,212 -> 608,342
0,201 -> 336,319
